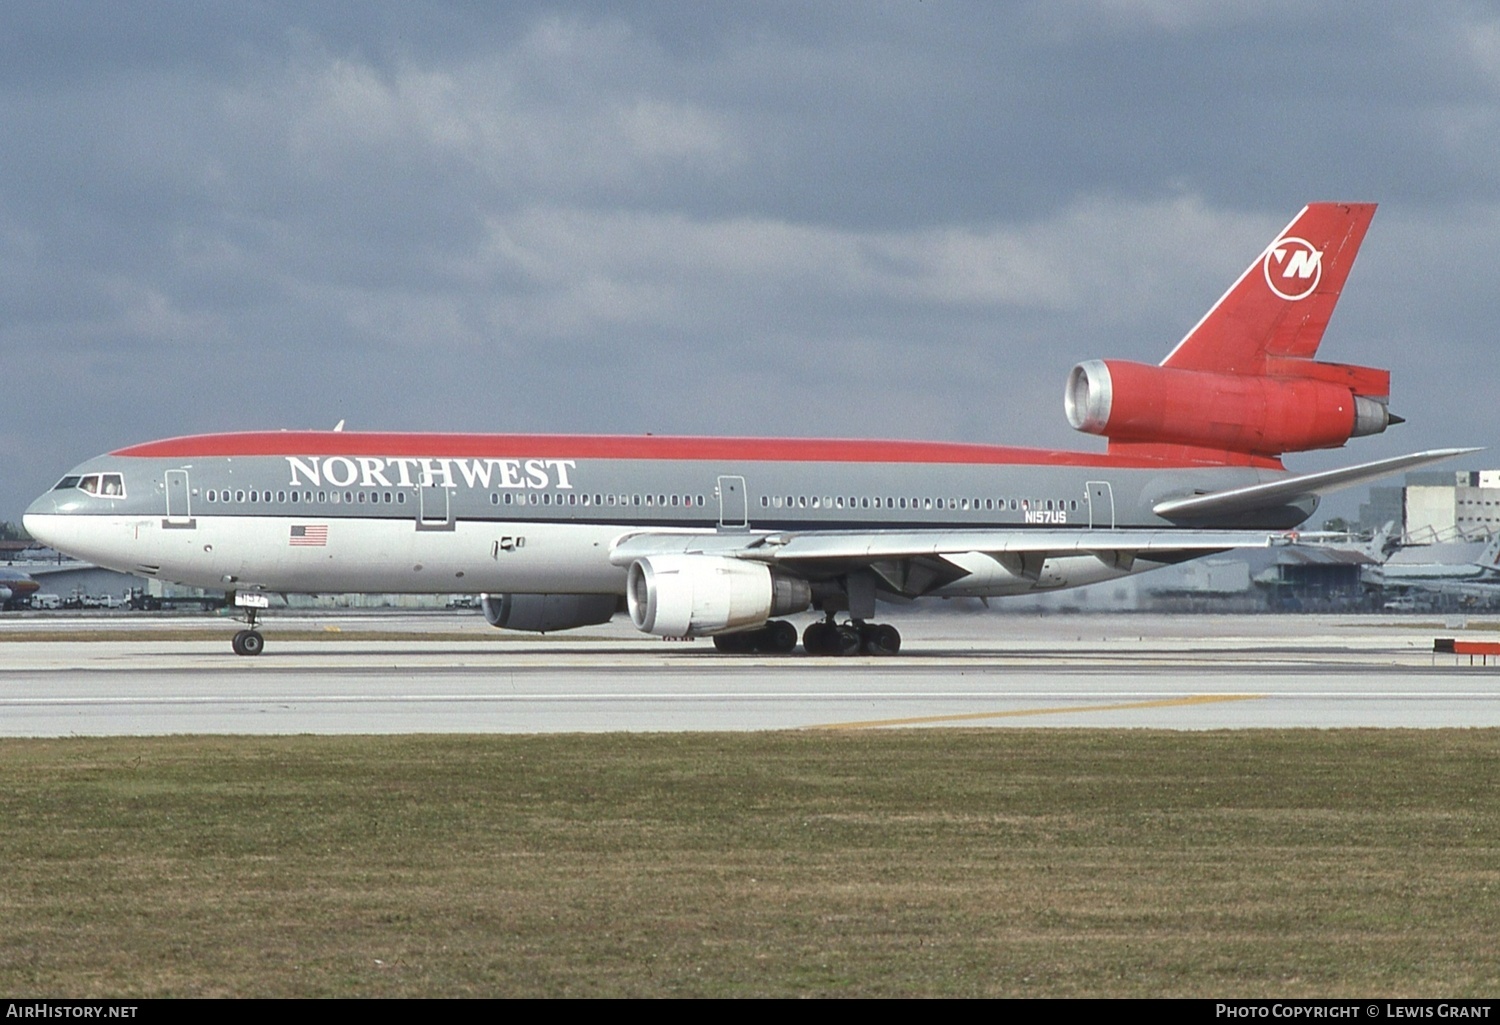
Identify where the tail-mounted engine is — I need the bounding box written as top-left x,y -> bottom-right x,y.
1065,358 -> 1395,458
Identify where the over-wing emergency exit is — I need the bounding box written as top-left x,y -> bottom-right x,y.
23,203 -> 1472,655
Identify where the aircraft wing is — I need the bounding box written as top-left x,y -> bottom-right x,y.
607,447 -> 1476,600
609,526 -> 1289,596
1152,448 -> 1478,521
609,528 -> 1286,564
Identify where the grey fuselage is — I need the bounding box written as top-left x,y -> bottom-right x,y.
22,432 -> 1304,599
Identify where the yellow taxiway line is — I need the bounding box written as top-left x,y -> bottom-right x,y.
810,693 -> 1264,730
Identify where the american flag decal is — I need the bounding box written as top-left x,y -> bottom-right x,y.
289,524 -> 328,547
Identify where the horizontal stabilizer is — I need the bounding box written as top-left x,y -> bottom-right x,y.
1151,448 -> 1479,522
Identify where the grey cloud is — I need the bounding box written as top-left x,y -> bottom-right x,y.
3,2 -> 1500,518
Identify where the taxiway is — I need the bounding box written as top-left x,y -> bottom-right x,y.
1,611 -> 1496,735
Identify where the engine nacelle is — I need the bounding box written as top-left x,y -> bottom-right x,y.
626,555 -> 811,637
480,592 -> 619,632
1065,359 -> 1391,456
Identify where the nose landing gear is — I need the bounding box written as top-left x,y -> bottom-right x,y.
230,603 -> 265,656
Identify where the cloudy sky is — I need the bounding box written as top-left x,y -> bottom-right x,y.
4,1 -> 1499,524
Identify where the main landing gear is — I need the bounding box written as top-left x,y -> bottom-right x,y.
231,606 -> 265,657
802,616 -> 901,657
712,620 -> 799,654
710,616 -> 903,656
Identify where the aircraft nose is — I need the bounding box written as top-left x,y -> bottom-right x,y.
22,490 -> 64,544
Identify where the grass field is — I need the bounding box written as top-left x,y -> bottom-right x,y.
2,730 -> 1497,997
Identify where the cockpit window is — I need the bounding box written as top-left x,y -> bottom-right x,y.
53,476 -> 82,490
71,473 -> 126,498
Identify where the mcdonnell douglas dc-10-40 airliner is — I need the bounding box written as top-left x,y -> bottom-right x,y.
24,203 -> 1473,655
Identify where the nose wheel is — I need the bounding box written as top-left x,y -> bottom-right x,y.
232,629 -> 264,656
231,604 -> 265,656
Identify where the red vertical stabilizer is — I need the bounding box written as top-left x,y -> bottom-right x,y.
1160,202 -> 1376,373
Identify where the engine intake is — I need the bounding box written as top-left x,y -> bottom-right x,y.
1065,359 -> 1392,457
627,555 -> 811,637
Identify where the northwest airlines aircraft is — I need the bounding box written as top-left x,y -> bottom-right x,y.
24,203 -> 1471,655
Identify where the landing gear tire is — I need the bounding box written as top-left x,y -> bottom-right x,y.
713,620 -> 800,655
802,621 -> 860,656
231,630 -> 264,657
860,623 -> 901,655
713,632 -> 753,654
805,619 -> 901,656
764,620 -> 798,654
834,624 -> 861,656
802,621 -> 835,656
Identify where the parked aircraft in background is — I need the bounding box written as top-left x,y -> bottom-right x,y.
24,203 -> 1471,655
1363,532 -> 1500,598
0,567 -> 40,610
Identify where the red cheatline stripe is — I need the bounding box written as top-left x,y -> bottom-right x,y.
109,431 -> 1253,467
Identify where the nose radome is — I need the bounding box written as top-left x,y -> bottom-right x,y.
22,491 -> 63,545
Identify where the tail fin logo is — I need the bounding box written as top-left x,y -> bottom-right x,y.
1263,237 -> 1323,300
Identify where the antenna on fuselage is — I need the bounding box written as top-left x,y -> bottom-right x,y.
332,420 -> 345,432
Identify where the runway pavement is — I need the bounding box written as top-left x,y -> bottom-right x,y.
2,610 -> 1498,735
